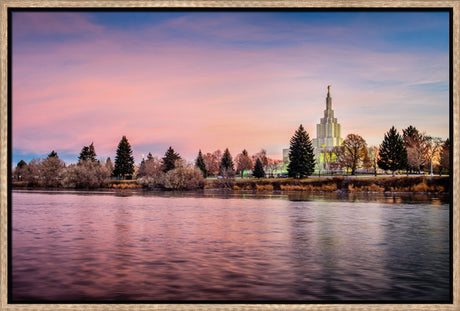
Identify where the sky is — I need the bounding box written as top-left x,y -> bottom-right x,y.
12,10 -> 450,165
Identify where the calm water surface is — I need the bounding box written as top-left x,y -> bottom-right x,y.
11,190 -> 450,302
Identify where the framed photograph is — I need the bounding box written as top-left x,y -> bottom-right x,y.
1,1 -> 458,310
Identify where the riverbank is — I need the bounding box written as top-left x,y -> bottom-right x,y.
227,176 -> 449,193
11,175 -> 449,193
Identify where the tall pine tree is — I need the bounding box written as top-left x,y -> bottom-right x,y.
78,142 -> 97,163
253,158 -> 265,178
287,124 -> 316,178
162,146 -> 181,173
113,136 -> 135,179
378,126 -> 407,176
219,148 -> 234,176
195,150 -> 207,177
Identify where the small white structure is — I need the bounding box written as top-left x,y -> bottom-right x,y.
282,148 -> 290,164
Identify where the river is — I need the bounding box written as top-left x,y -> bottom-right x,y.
11,190 -> 450,302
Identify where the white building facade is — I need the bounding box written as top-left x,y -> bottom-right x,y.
312,86 -> 343,170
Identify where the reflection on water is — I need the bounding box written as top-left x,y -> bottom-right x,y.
11,190 -> 450,302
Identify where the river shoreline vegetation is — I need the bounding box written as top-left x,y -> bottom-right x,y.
12,175 -> 449,194
12,125 -> 450,193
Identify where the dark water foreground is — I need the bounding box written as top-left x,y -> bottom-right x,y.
11,190 -> 450,302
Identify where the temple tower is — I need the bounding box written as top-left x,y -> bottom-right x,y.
312,86 -> 343,169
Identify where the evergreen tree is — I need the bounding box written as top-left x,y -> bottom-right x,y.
113,136 -> 135,179
378,126 -> 408,176
147,152 -> 154,161
253,158 -> 265,178
195,150 -> 207,177
219,148 -> 234,176
17,159 -> 27,168
439,138 -> 450,174
48,150 -> 58,158
79,146 -> 89,161
78,142 -> 97,163
287,124 -> 316,178
162,146 -> 181,173
15,160 -> 28,181
89,143 -> 96,160
402,125 -> 420,143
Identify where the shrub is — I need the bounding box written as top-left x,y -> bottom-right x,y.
109,183 -> 142,189
321,183 -> 337,191
210,167 -> 235,190
41,156 -> 66,187
62,161 -> 111,189
281,184 -> 313,191
366,184 -> 385,192
234,184 -> 254,191
22,158 -> 43,187
348,184 -> 361,192
211,177 -> 234,190
163,166 -> 205,190
137,156 -> 163,179
435,186 -> 445,192
256,184 -> 273,191
412,181 -> 429,192
137,175 -> 165,189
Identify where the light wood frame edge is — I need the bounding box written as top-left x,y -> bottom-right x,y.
0,1 -> 458,310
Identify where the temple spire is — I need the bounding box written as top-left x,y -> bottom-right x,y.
326,85 -> 332,111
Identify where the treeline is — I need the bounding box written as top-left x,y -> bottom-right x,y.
13,143 -> 114,189
12,124 -> 450,190
287,124 -> 450,177
12,135 -> 279,190
137,147 -> 282,190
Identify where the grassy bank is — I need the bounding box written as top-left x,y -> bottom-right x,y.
224,176 -> 449,193
107,179 -> 142,189
12,176 -> 449,194
11,179 -> 143,190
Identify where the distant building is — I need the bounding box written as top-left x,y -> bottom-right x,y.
312,85 -> 343,170
282,148 -> 289,163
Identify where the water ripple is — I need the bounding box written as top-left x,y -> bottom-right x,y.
12,191 -> 450,302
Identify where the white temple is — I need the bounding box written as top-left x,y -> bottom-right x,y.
283,86 -> 343,171
312,85 -> 343,169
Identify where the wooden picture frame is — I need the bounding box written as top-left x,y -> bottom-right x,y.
1,1 -> 458,310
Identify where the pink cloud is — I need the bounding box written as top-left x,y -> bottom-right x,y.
12,14 -> 449,163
